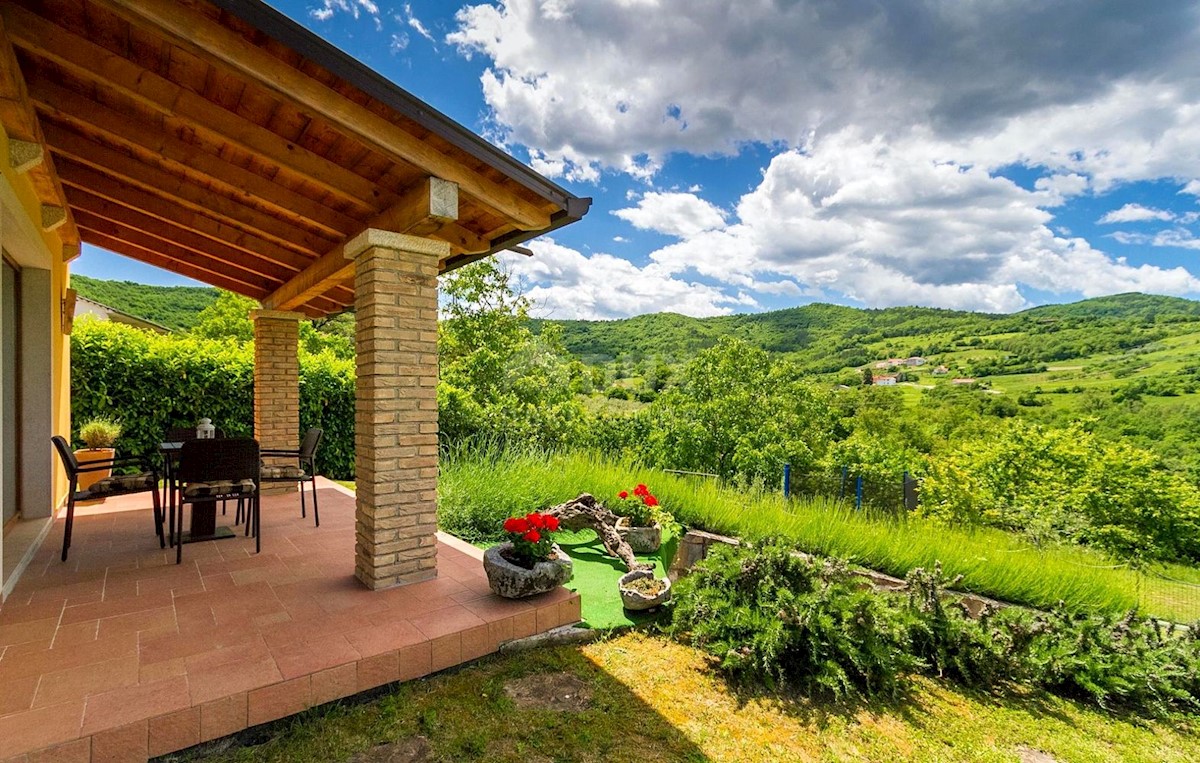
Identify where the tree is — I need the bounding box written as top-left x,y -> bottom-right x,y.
437,259 -> 583,449
190,290 -> 257,342
862,367 -> 874,386
643,337 -> 833,483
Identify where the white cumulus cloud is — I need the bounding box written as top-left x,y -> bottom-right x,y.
1099,204 -> 1176,224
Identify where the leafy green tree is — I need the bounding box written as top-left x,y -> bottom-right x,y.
190,290 -> 257,342
642,337 -> 833,483
437,260 -> 583,449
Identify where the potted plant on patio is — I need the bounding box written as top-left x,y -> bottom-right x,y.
612,484 -> 666,554
483,512 -> 573,598
74,418 -> 122,494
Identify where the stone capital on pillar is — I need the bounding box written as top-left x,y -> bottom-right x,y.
249,309 -> 306,323
350,230 -> 446,591
343,229 -> 451,261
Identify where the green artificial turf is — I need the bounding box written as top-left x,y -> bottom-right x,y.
554,527 -> 677,629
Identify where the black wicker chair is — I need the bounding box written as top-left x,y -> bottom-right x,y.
259,428 -> 323,527
174,438 -> 261,564
51,435 -> 163,562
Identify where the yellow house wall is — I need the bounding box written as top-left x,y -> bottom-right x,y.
0,125 -> 71,511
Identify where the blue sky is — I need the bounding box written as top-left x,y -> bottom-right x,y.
74,0 -> 1200,319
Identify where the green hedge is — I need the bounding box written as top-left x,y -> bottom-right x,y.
70,319 -> 355,478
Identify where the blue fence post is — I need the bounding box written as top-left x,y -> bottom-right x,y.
782,463 -> 791,496
855,475 -> 864,511
840,466 -> 848,498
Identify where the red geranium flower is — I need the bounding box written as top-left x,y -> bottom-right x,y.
503,517 -> 528,534
544,516 -> 560,531
633,483 -> 649,497
644,495 -> 659,507
527,513 -> 546,529
618,490 -> 629,499
523,529 -> 541,544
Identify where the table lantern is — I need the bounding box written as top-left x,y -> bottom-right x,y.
196,418 -> 215,439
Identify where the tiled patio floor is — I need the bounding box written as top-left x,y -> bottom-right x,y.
0,480 -> 580,763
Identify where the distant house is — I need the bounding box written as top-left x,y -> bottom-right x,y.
873,360 -> 893,369
905,356 -> 926,366
874,375 -> 898,386
72,294 -> 172,334
951,377 -> 977,385
931,365 -> 950,376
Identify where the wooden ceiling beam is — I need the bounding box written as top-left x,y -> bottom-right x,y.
46,125 -> 332,257
78,216 -> 347,314
28,77 -> 360,240
262,176 -> 457,311
78,229 -> 270,298
1,3 -> 388,217
65,185 -> 354,307
0,15 -> 79,252
96,0 -> 553,231
71,195 -> 294,284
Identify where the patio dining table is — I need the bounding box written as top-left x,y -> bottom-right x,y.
160,440 -> 239,543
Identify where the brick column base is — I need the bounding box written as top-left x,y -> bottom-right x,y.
252,310 -> 303,495
346,230 -> 446,590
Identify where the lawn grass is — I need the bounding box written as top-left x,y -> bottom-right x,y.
174,632 -> 1200,763
438,451 -> 1200,621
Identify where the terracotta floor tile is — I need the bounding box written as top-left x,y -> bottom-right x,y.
97,606 -> 177,640
34,654 -> 140,708
199,692 -> 247,743
89,720 -> 146,763
59,591 -> 173,627
460,624 -> 494,661
310,663 -> 357,706
0,617 -> 59,649
397,642 -> 432,682
25,737 -> 90,763
356,651 -> 398,691
269,633 -> 361,680
460,595 -> 533,624
247,677 -> 311,726
342,620 -> 425,659
147,706 -> 201,757
429,633 -> 462,673
0,672 -> 39,716
0,700 -> 85,758
51,620 -> 100,648
408,605 -> 486,641
187,655 -> 283,705
81,676 -> 190,735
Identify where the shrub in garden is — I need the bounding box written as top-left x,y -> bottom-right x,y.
672,539 -> 1200,716
672,538 -> 917,699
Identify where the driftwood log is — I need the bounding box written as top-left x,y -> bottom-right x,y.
544,493 -> 653,572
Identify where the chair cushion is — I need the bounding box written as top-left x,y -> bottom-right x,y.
260,464 -> 308,480
79,472 -> 156,498
183,479 -> 257,498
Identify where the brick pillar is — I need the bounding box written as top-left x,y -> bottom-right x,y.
251,310 -> 303,495
345,230 -> 447,590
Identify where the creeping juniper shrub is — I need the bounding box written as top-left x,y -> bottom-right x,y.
671,538 -> 916,699
673,540 -> 1200,716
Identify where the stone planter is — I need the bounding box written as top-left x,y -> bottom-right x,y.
618,569 -> 672,611
616,518 -> 662,554
484,542 -> 573,599
74,448 -> 115,499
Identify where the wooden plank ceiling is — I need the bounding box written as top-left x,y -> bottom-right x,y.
0,0 -> 589,316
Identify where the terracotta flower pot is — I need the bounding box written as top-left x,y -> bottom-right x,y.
483,542 -> 573,599
616,517 -> 662,554
618,569 -> 672,611
74,448 -> 115,498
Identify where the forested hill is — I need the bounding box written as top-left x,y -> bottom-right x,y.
69,274 -> 1200,372
533,293 -> 1200,366
70,275 -> 217,332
